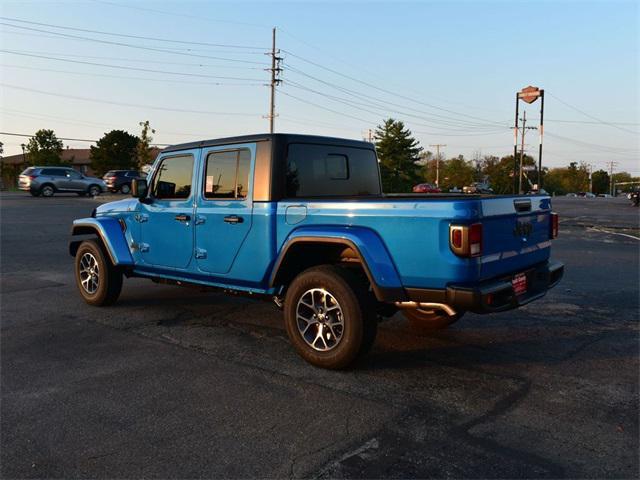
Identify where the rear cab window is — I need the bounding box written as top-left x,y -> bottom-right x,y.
285,143 -> 380,198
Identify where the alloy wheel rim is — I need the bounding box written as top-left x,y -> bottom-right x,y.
121,184 -> 130,194
296,288 -> 344,352
90,187 -> 100,196
79,252 -> 100,294
42,187 -> 53,196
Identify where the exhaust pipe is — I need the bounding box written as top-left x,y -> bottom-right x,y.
394,301 -> 457,317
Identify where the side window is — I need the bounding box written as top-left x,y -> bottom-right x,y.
204,149 -> 251,200
67,170 -> 82,179
151,155 -> 194,200
42,168 -> 64,176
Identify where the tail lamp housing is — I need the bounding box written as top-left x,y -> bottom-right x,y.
550,212 -> 559,239
449,223 -> 483,257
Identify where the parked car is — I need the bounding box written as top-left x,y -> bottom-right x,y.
103,170 -> 144,194
565,193 -> 578,197
69,134 -> 563,369
527,188 -> 549,195
412,182 -> 441,193
597,194 -> 612,198
19,166 -> 106,197
463,182 -> 494,194
449,186 -> 461,193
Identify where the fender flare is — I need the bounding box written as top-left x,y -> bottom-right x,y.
270,226 -> 406,302
69,217 -> 134,266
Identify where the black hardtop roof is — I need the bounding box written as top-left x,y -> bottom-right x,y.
162,133 -> 374,153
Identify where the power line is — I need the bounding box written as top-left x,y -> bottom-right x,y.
1,63 -> 264,86
548,92 -> 638,135
0,16 -> 268,50
0,22 -> 269,65
1,49 -> 265,67
282,50 -> 508,127
0,50 -> 265,81
1,83 -> 263,116
285,79 -> 504,132
0,131 -> 171,146
284,63 -> 507,129
91,0 -> 269,29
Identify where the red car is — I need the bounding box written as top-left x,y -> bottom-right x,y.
412,183 -> 441,193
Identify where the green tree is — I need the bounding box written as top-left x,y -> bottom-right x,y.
90,130 -> 139,176
26,129 -> 64,165
374,118 -> 423,192
439,155 -> 475,190
591,169 -> 610,195
136,120 -> 156,170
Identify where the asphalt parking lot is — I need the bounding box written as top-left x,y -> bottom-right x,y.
1,192 -> 638,479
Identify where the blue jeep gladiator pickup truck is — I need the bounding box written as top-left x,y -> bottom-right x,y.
70,133 -> 563,368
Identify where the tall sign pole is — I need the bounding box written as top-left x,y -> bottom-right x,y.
515,86 -> 544,192
513,93 -> 520,194
430,144 -> 446,187
537,89 -> 545,188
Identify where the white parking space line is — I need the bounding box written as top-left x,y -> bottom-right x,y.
588,227 -> 640,241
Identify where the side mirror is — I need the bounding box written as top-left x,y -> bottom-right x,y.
131,178 -> 148,199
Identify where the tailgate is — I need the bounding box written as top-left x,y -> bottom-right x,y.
479,196 -> 553,280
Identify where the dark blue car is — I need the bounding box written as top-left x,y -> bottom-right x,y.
70,134 -> 563,368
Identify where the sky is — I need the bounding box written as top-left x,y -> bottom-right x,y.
1,0 -> 638,175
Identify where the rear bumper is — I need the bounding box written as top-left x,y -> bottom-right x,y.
406,260 -> 564,314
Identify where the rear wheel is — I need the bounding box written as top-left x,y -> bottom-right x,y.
120,183 -> 131,194
284,265 -> 377,369
403,308 -> 464,333
30,189 -> 41,197
40,184 -> 55,197
88,185 -> 101,197
74,239 -> 122,306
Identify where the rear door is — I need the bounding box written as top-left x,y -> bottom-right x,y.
194,143 -> 254,274
41,168 -> 69,190
139,151 -> 198,269
479,196 -> 552,279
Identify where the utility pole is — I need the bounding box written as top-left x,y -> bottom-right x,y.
588,164 -> 593,194
607,160 -> 618,196
267,27 -> 282,133
515,111 -> 537,194
429,144 -> 446,187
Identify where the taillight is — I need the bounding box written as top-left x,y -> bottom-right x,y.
28,175 -> 37,180
449,223 -> 483,257
550,212 -> 559,239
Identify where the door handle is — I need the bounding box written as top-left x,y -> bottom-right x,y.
175,214 -> 191,223
223,215 -> 243,224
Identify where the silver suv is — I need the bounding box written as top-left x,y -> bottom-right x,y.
18,167 -> 107,197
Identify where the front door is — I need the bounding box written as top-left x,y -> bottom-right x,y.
194,144 -> 254,274
65,169 -> 86,191
140,152 -> 197,269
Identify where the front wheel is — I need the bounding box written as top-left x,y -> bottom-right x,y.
284,265 -> 377,369
402,308 -> 464,333
74,239 -> 122,306
120,183 -> 131,194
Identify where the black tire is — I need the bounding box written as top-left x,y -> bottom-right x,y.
120,183 -> 131,194
30,189 -> 41,197
403,308 -> 464,334
88,185 -> 101,197
74,239 -> 123,306
284,265 -> 377,369
40,184 -> 55,197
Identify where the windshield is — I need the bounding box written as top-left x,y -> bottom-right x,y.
21,167 -> 35,175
